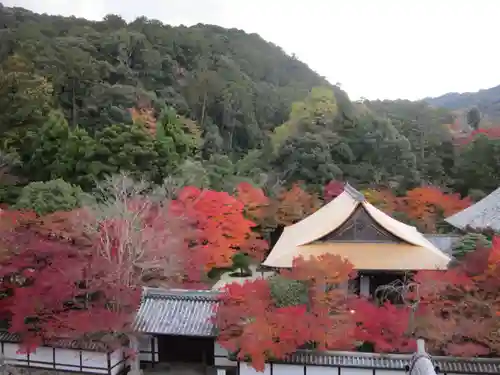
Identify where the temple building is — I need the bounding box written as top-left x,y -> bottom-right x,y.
445,187 -> 500,232
263,183 -> 451,297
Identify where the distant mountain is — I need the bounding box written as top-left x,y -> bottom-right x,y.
425,84 -> 500,121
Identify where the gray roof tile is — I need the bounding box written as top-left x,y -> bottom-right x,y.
0,331 -> 112,352
424,234 -> 461,255
281,351 -> 500,374
445,187 -> 500,232
133,288 -> 220,337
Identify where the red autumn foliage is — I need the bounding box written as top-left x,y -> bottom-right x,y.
350,300 -> 416,353
233,183 -> 269,261
0,208 -> 37,231
323,180 -> 344,202
454,127 -> 500,146
170,186 -> 267,271
366,186 -> 470,233
272,184 -> 321,227
0,224 -> 140,352
0,183 -> 273,352
234,182 -> 269,223
216,254 -> 357,371
411,237 -> 500,356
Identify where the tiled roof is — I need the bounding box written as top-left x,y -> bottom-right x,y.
445,187 -> 500,232
424,234 -> 461,255
133,287 -> 220,337
0,331 -> 113,352
280,350 -> 500,374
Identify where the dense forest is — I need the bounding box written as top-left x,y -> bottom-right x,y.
1,4 -> 500,207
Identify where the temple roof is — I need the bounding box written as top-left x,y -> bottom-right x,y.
275,350 -> 500,373
263,183 -> 451,270
133,288 -> 220,337
445,187 -> 500,232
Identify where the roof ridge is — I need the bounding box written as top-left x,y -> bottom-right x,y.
344,182 -> 365,202
142,287 -> 221,300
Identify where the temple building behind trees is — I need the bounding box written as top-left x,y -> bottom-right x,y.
263,183 -> 451,298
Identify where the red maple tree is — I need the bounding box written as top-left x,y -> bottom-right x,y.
350,299 -> 417,353
233,182 -> 270,262
216,254 -> 357,371
323,180 -> 344,202
170,186 -> 267,273
271,184 -> 321,227
409,238 -> 500,356
0,221 -> 141,352
234,182 -> 269,223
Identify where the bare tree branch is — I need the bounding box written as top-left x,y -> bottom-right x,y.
78,172 -> 190,288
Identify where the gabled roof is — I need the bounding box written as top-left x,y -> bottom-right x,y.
133,288 -> 220,337
263,183 -> 451,270
445,187 -> 500,232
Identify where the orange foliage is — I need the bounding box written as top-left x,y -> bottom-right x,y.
170,186 -> 267,270
273,184 -> 321,226
130,106 -> 157,135
216,254 -> 357,371
401,187 -> 471,232
234,182 -> 269,223
364,186 -> 471,233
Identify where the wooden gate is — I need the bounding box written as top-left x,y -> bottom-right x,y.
157,335 -> 215,365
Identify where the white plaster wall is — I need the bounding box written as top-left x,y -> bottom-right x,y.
272,364 -> 304,375
240,364 -> 416,375
214,343 -> 236,367
306,366 -> 336,375
2,342 -> 121,374
377,371 -> 405,375
110,348 -> 125,375
239,363 -> 271,375
342,368 -> 372,375
138,335 -> 158,363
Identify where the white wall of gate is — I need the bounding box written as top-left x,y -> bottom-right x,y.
238,363 -> 468,375
0,341 -> 126,375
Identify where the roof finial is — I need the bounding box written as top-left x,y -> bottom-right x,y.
344,182 -> 365,202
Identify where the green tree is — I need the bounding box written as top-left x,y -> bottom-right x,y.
454,135 -> 500,195
467,107 -> 481,130
14,179 -> 86,215
0,54 -> 53,136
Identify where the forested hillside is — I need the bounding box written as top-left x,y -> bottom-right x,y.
1,4 -> 499,205
426,84 -> 500,124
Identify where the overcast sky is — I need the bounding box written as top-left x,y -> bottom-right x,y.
3,0 -> 499,100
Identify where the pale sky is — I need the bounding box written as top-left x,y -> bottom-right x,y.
3,0 -> 499,100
